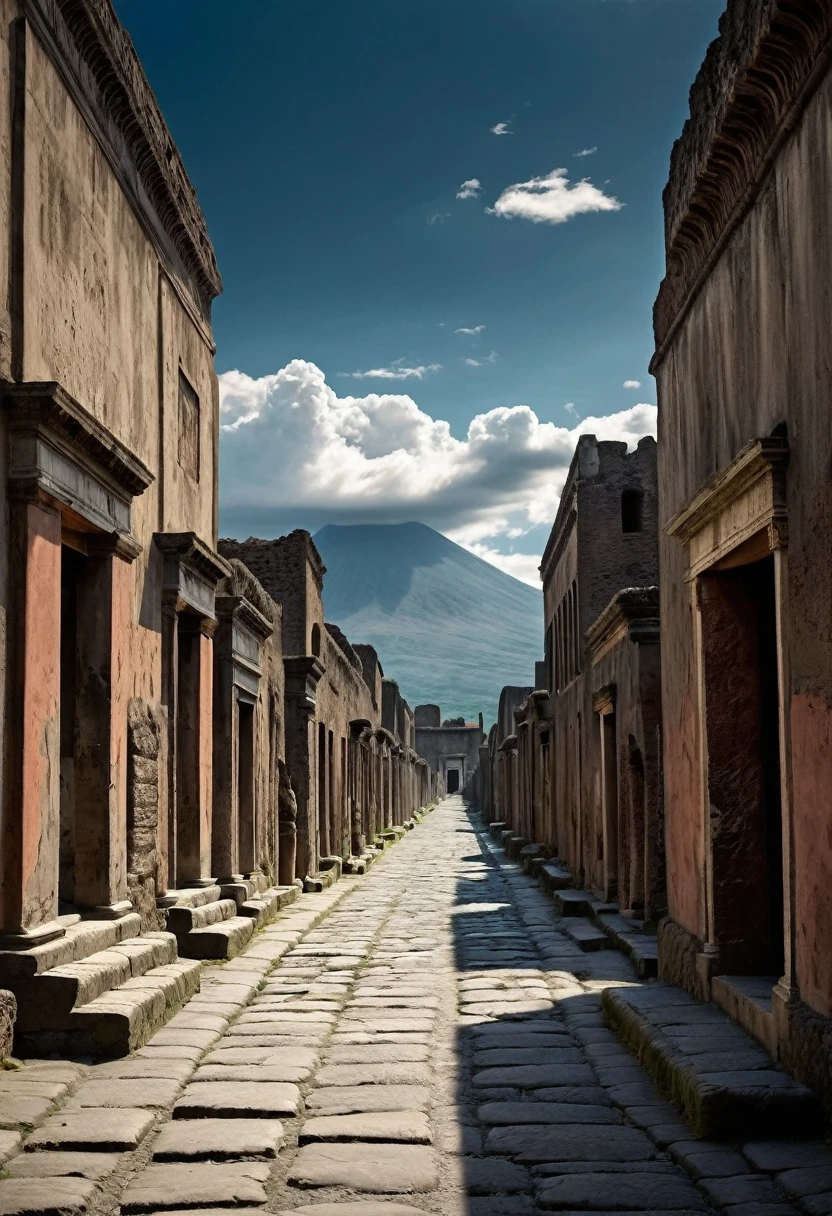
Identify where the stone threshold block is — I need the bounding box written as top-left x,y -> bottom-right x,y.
277,1206 -> 425,1216
602,985 -> 824,1140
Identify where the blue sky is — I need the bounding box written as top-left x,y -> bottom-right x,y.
116,0 -> 723,585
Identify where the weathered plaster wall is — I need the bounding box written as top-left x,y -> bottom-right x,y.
655,62 -> 832,1017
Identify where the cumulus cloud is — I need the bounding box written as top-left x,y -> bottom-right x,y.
455,325 -> 485,335
219,359 -> 657,568
574,146 -> 598,158
491,121 -> 512,136
456,178 -> 481,200
341,359 -> 441,381
464,358 -> 481,367
490,167 -> 622,225
623,379 -> 642,389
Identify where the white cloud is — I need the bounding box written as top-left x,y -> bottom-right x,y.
623,379 -> 642,389
466,544 -> 541,588
341,359 -> 441,381
455,325 -> 485,335
219,359 -> 657,565
489,167 -> 622,226
427,212 -> 450,226
464,358 -> 481,368
456,178 -> 481,200
564,402 -> 577,417
491,121 -> 512,136
485,350 -> 498,363
574,146 -> 598,158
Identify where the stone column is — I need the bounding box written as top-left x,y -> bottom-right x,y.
284,657 -> 324,881
277,759 -> 298,886
211,661 -> 239,883
0,501 -> 63,946
72,542 -> 135,915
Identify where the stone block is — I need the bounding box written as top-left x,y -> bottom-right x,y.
288,1142 -> 438,1192
0,1178 -> 97,1216
299,1111 -> 431,1143
25,1108 -> 155,1151
172,1080 -> 300,1118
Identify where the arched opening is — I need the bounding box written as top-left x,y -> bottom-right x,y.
310,622 -> 321,656
621,488 -> 644,533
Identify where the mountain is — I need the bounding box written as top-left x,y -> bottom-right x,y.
313,522 -> 542,726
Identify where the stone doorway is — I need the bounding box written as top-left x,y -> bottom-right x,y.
699,554 -> 785,977
447,768 -> 460,794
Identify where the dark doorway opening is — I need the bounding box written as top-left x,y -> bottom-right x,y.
700,554 -> 784,976
59,545 -> 85,905
237,699 -> 256,874
447,768 -> 460,794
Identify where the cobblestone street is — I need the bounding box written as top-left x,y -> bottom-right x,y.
2,796 -> 831,1216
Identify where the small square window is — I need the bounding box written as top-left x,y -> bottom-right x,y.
178,369 -> 200,480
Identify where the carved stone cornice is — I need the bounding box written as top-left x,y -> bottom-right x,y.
284,655 -> 325,715
5,381 -> 152,552
665,436 -> 789,577
350,718 -> 372,740
653,0 -> 832,361
26,0 -> 222,311
499,733 -> 518,754
155,531 -> 231,619
587,586 -> 660,663
215,593 -> 274,643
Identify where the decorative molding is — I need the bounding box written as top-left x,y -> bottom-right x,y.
665,437 -> 789,578
653,0 -> 832,359
587,586 -> 660,663
26,0 -> 222,312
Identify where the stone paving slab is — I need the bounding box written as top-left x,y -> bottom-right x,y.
0,1178 -> 97,1216
120,1162 -> 270,1212
299,1111 -> 432,1143
484,1124 -> 657,1163
24,1108 -> 155,1151
3,1152 -> 123,1179
172,1080 -> 300,1117
288,1143 -> 438,1192
304,1085 -> 432,1116
152,1118 -> 284,1160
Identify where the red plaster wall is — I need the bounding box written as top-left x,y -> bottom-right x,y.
791,692 -> 832,1018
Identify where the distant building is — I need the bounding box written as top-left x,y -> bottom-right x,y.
415,705 -> 485,794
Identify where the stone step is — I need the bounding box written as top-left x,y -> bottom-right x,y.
175,916 -> 255,961
602,984 -> 824,1140
167,899 -> 239,934
168,885 -> 223,910
15,958 -> 203,1059
537,861 -> 572,892
595,913 -> 659,978
0,913 -> 142,981
553,889 -> 595,916
561,918 -> 610,952
711,974 -> 778,1056
239,884 -> 300,928
11,934 -> 178,1028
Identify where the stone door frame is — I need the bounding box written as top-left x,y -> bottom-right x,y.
666,436 -> 795,1000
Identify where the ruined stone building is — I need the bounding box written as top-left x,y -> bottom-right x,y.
0,2 -> 435,1061
219,532 -> 433,881
651,0 -> 832,1100
415,705 -> 484,795
473,434 -> 663,919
